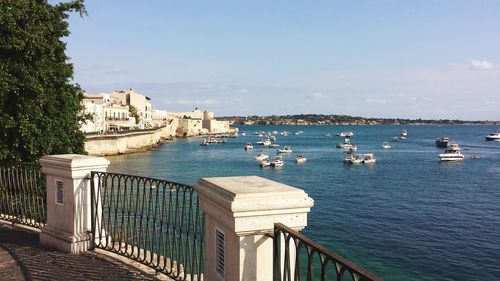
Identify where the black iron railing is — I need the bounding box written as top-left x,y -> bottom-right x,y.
90,172 -> 204,281
274,223 -> 381,281
0,162 -> 46,228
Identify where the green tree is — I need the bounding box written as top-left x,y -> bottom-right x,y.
129,105 -> 141,124
0,0 -> 87,162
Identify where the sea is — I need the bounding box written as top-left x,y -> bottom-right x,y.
107,125 -> 500,281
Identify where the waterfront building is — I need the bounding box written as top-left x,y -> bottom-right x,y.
110,89 -> 153,128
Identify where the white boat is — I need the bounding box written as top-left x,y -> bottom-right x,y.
277,146 -> 292,153
343,151 -> 363,164
272,131 -> 278,135
336,132 -> 354,137
363,153 -> 376,164
400,129 -> 408,137
336,138 -> 356,150
259,158 -> 271,167
280,131 -> 289,136
244,143 -> 253,150
392,137 -> 399,142
485,131 -> 500,141
255,153 -> 269,161
269,143 -> 280,148
295,154 -> 307,163
271,156 -> 284,167
257,138 -> 272,146
439,144 -> 465,161
381,142 -> 391,149
240,132 -> 246,136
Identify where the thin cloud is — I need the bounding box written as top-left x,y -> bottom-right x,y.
308,92 -> 326,99
364,98 -> 389,104
470,59 -> 496,70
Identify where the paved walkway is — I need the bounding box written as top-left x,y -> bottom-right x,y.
0,223 -> 160,280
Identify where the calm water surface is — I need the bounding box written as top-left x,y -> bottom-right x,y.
107,125 -> 500,281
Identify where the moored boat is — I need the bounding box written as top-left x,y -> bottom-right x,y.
439,144 -> 465,161
271,156 -> 284,167
381,142 -> 391,149
363,153 -> 376,164
435,137 -> 451,148
259,158 -> 271,167
485,131 -> 500,141
255,153 -> 269,161
244,143 -> 253,150
295,153 -> 307,163
277,146 -> 292,154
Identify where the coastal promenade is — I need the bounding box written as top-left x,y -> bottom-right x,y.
0,223 -> 161,280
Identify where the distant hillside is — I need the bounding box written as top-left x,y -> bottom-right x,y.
219,114 -> 499,126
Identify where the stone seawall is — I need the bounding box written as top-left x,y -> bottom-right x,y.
85,121 -> 178,156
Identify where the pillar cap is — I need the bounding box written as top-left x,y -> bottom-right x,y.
40,154 -> 110,178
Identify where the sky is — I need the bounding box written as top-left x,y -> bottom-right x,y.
58,0 -> 500,120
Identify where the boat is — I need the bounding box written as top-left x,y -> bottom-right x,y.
244,143 -> 253,150
324,133 -> 332,138
257,138 -> 272,146
255,153 -> 269,161
336,138 -> 357,150
343,150 -> 363,164
435,137 -> 451,148
471,154 -> 481,160
259,158 -> 271,167
200,140 -> 209,146
381,142 -> 391,149
363,153 -> 376,164
271,156 -> 284,167
336,132 -> 354,137
485,131 -> 500,141
294,131 -> 303,135
392,137 -> 399,142
277,146 -> 292,154
280,131 -> 289,136
269,143 -> 280,148
240,132 -> 246,136
295,154 -> 307,163
439,144 -> 465,161
399,129 -> 408,140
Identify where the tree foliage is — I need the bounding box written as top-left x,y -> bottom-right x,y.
0,0 -> 87,162
129,105 -> 141,125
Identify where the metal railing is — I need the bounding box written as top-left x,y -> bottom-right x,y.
273,223 -> 381,281
90,172 -> 204,281
0,162 -> 46,228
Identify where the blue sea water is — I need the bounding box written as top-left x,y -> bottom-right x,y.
107,125 -> 500,281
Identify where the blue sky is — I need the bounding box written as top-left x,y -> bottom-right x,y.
60,1 -> 500,119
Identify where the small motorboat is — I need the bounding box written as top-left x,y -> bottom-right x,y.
244,143 -> 253,150
259,158 -> 271,167
439,144 -> 465,161
485,131 -> 500,141
277,146 -> 292,154
271,156 -> 284,167
336,138 -> 356,150
400,129 -> 408,138
392,137 -> 399,142
435,137 -> 451,148
280,131 -> 289,136
381,142 -> 391,149
336,132 -> 354,137
343,148 -> 363,164
255,153 -> 269,161
363,153 -> 376,164
471,154 -> 481,160
295,154 -> 307,163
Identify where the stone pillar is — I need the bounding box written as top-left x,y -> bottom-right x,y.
194,176 -> 314,281
39,154 -> 109,254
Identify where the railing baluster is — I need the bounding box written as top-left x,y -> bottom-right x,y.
88,171 -> 205,281
273,223 -> 381,281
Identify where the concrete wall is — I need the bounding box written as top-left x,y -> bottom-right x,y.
176,119 -> 207,137
202,119 -> 230,133
85,124 -> 176,156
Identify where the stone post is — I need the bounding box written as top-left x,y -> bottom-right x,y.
39,154 -> 109,254
194,176 -> 314,281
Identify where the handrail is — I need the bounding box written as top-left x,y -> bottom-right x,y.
90,171 -> 204,281
274,222 -> 381,281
